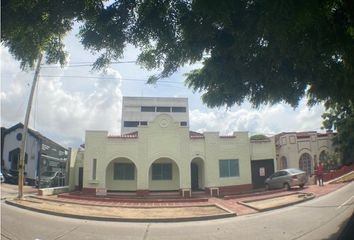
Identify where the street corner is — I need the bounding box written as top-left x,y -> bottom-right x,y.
4,197 -> 236,222
238,192 -> 315,212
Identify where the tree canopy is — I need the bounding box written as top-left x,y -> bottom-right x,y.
2,0 -> 353,108
250,134 -> 268,141
2,0 -> 354,161
1,0 -> 85,68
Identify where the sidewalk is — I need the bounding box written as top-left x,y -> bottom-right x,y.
4,181 -> 349,222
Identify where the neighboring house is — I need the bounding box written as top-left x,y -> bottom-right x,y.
275,132 -> 335,175
121,96 -> 189,134
82,114 -> 276,197
1,123 -> 68,185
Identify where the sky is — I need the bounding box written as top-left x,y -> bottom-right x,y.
0,24 -> 326,148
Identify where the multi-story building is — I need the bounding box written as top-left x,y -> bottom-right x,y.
275,131 -> 335,175
121,96 -> 189,134
1,123 -> 68,185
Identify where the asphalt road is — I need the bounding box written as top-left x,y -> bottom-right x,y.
1,182 -> 353,240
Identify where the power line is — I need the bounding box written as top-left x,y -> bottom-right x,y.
40,60 -> 137,68
39,75 -> 185,85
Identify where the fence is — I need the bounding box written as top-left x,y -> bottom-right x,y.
323,164 -> 354,182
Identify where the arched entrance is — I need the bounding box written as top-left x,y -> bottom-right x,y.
148,157 -> 180,191
106,157 -> 137,191
299,153 -> 312,175
191,157 -> 205,191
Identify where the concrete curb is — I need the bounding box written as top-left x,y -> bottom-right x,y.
223,189 -> 285,200
5,200 -> 236,223
238,192 -> 315,212
30,196 -> 212,209
57,193 -> 209,203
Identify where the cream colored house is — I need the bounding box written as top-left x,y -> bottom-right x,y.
81,114 -> 276,197
275,132 -> 335,175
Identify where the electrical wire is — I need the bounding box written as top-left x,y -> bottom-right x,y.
40,60 -> 137,68
38,75 -> 186,85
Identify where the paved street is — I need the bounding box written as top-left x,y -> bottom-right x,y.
1,182 -> 353,240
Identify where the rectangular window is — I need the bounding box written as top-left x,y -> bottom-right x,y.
92,158 -> 97,180
180,121 -> 187,126
156,107 -> 171,112
152,163 -> 172,180
172,107 -> 186,112
124,121 -> 139,127
114,163 -> 135,180
141,106 -> 155,112
219,159 -> 239,177
140,121 -> 148,126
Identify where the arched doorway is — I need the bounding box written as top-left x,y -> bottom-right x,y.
319,150 -> 328,163
190,157 -> 204,191
280,156 -> 287,169
106,157 -> 137,191
149,157 -> 180,191
299,153 -> 312,174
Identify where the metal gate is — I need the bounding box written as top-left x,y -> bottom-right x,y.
251,159 -> 275,189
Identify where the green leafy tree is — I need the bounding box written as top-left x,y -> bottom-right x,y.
77,0 -> 354,109
2,1 -> 354,161
1,0 -> 87,68
250,134 -> 268,141
3,0 -> 353,107
322,101 -> 354,165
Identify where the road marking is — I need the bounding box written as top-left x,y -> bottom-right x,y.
337,196 -> 354,209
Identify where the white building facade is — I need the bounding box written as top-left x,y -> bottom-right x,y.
121,96 -> 189,134
275,132 -> 335,175
1,123 -> 68,185
73,97 -> 335,197
82,114 -> 276,197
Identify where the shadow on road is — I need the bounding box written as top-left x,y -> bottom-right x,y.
322,211 -> 354,240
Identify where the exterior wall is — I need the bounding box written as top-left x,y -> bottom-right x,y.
2,128 -> 40,181
121,97 -> 189,134
250,137 -> 276,161
275,132 -> 335,174
68,148 -> 84,191
202,132 -> 252,189
83,114 -> 257,195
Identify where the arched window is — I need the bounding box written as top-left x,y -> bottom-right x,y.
319,151 -> 328,163
299,153 -> 312,174
280,156 -> 287,169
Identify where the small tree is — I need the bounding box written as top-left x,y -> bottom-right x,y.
250,134 -> 268,141
321,152 -> 340,172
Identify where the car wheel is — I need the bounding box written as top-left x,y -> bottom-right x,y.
284,183 -> 291,190
265,184 -> 269,191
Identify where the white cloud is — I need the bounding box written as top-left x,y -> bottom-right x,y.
1,47 -> 123,147
190,101 -> 325,136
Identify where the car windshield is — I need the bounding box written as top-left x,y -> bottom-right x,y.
287,168 -> 303,174
41,172 -> 55,177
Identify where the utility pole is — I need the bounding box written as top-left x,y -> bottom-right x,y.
18,53 -> 43,199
